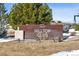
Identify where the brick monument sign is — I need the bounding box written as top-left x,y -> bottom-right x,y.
20,24 -> 63,42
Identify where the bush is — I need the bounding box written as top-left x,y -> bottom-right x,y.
74,24 -> 79,31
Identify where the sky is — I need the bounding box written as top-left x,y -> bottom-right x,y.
4,3 -> 79,23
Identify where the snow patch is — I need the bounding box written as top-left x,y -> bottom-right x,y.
50,50 -> 79,56
0,39 -> 16,42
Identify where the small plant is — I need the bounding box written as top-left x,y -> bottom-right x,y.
73,24 -> 79,31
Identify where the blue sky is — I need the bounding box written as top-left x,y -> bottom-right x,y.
4,3 -> 79,23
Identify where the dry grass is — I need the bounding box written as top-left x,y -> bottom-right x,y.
0,40 -> 79,56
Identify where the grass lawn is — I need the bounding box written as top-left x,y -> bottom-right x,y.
0,40 -> 79,56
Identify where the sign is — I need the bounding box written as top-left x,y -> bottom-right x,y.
15,30 -> 23,40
